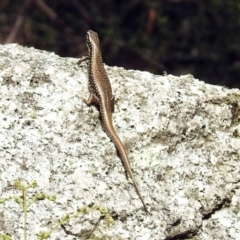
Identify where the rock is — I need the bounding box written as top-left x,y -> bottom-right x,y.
0,44 -> 240,239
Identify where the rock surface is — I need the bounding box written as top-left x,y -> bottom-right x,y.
0,44 -> 240,239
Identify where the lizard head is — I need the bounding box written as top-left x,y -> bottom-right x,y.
86,30 -> 100,52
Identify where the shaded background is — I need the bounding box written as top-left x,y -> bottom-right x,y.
1,0 -> 240,88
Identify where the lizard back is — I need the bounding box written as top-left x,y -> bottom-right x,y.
86,30 -> 113,110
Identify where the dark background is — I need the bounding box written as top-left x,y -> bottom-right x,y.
1,0 -> 240,88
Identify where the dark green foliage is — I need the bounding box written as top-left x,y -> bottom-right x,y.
0,0 -> 239,88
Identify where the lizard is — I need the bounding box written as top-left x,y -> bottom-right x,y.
78,30 -> 149,214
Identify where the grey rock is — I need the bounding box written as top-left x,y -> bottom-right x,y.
0,44 -> 240,239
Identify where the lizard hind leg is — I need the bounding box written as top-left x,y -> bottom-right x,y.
82,93 -> 100,107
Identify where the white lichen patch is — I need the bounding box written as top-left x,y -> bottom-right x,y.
0,44 -> 240,239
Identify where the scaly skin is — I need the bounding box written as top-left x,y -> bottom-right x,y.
80,30 -> 149,214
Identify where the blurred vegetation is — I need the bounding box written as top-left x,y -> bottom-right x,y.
0,0 -> 240,88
